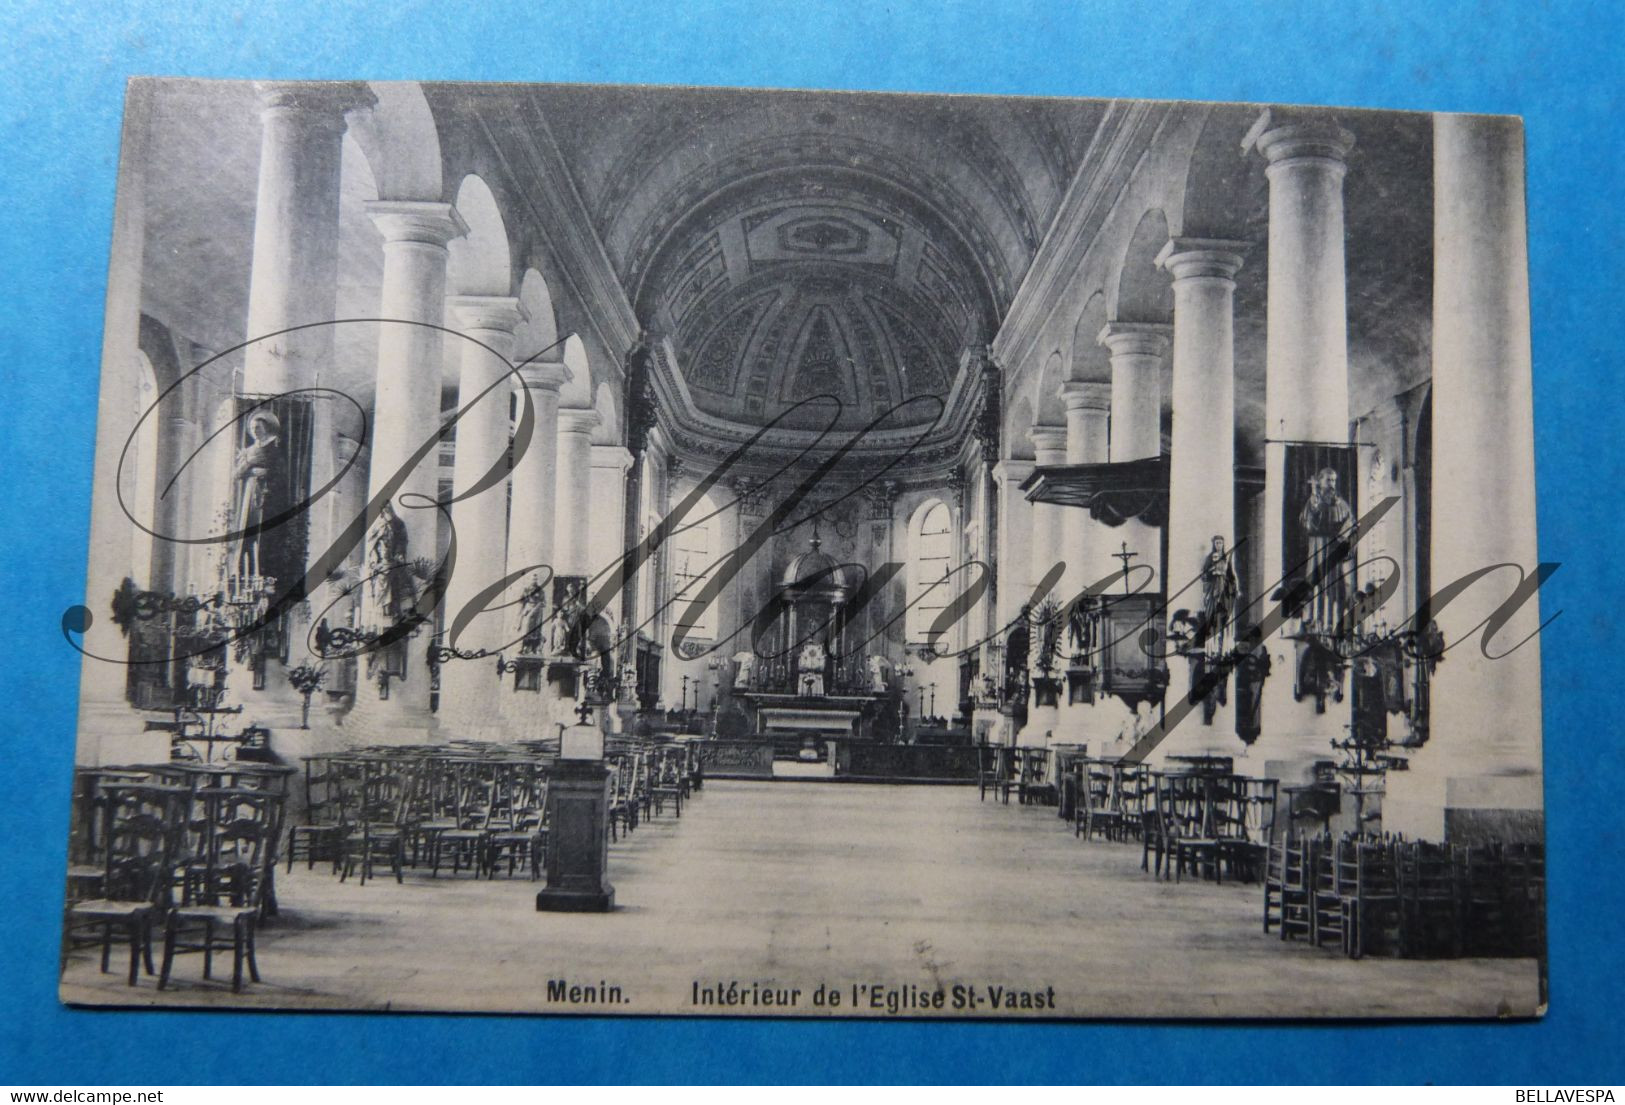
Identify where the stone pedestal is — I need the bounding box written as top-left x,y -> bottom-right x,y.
537,756 -> 615,913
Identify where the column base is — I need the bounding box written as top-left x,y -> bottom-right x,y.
1383,768 -> 1543,845
536,883 -> 616,913
75,700 -> 171,766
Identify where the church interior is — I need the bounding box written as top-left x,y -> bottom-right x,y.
61,80 -> 1545,1013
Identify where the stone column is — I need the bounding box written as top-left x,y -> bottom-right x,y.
991,458 -> 1036,620
1027,426 -> 1070,598
1385,114 -> 1542,843
226,82 -> 375,730
438,295 -> 525,739
589,445 -> 634,625
554,408 -> 601,579
241,82 -> 375,396
501,358 -> 568,737
77,83 -> 161,765
347,200 -> 466,743
1058,381 -> 1111,597
1055,380 -> 1113,752
1247,116 -> 1356,777
1155,239 -> 1248,759
1098,322 -> 1170,593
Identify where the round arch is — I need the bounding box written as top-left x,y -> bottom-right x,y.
1068,290 -> 1109,383
1029,350 -> 1067,428
1109,208 -> 1174,324
447,174 -> 512,297
560,334 -> 593,409
346,81 -> 444,202
1005,395 -> 1036,462
513,268 -> 560,366
592,381 -> 621,446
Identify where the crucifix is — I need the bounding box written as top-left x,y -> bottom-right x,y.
1113,541 -> 1139,595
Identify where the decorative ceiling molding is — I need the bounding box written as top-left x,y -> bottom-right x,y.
991,100 -> 1174,383
462,95 -> 641,360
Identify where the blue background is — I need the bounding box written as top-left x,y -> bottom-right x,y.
1,0 -> 1620,1085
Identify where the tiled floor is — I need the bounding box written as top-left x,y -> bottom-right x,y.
60,780 -> 1542,1018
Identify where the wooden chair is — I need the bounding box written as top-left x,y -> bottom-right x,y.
63,783 -> 187,986
429,760 -> 496,877
1170,774 -> 1223,883
159,790 -> 283,992
339,760 -> 409,885
487,772 -> 549,880
977,743 -> 1014,804
1263,833 -> 1317,940
1219,777 -> 1278,884
1075,760 -> 1120,842
285,756 -> 349,873
1397,840 -> 1462,958
651,747 -> 684,818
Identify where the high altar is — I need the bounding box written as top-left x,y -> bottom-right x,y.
732,536 -> 889,739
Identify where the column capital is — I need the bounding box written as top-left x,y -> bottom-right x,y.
1244,111 -> 1355,174
592,444 -> 634,473
558,406 -> 602,436
366,200 -> 468,247
1156,238 -> 1249,283
516,358 -> 570,393
254,80 -> 376,123
1097,321 -> 1172,359
447,294 -> 526,335
1058,379 -> 1113,413
991,458 -> 1035,488
1028,425 -> 1069,461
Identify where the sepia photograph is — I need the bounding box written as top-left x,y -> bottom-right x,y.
58,77 -> 1547,1020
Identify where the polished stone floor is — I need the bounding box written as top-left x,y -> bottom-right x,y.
60,780 -> 1542,1018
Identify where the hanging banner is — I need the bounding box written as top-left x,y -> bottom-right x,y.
1279,442 -> 1359,633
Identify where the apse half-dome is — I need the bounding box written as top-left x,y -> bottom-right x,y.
678,268 -> 959,432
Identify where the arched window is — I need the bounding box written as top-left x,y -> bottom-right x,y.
907,499 -> 953,646
670,492 -> 720,640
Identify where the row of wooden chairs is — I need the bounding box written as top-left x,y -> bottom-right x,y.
606,740 -> 699,840
63,764 -> 289,991
1263,834 -> 1545,958
1140,772 -> 1279,885
287,737 -> 703,883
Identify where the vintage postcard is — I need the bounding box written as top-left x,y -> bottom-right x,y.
60,78 -> 1546,1018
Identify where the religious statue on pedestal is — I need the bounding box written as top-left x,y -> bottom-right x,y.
517,577 -> 548,655
1198,535 -> 1240,658
866,654 -> 890,693
366,500 -> 410,624
732,650 -> 756,690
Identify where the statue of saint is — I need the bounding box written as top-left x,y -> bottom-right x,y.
366,501 -> 410,622
866,654 -> 889,693
229,409 -> 285,583
517,577 -> 548,655
732,650 -> 756,689
1198,535 -> 1240,657
1299,466 -> 1353,632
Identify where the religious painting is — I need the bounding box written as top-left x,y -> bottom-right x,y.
59,78 -> 1545,1023
1279,442 -> 1359,633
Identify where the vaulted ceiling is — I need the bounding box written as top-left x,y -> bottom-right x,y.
531,86 -> 1104,432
